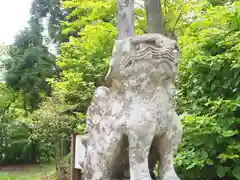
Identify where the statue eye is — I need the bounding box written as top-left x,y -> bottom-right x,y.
135,44 -> 140,51
155,39 -> 163,48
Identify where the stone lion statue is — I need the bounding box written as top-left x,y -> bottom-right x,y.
81,34 -> 182,180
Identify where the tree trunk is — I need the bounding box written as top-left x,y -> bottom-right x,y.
117,0 -> 135,39
144,0 -> 164,34
105,0 -> 135,83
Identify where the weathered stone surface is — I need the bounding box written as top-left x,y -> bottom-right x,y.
81,34 -> 182,180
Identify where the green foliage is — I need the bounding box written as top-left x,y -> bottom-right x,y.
176,1 -> 240,180
162,0 -> 209,37
50,0 -> 118,121
177,1 -> 240,114
4,27 -> 56,111
208,0 -> 235,6
30,0 -> 68,43
1,121 -> 37,164
0,83 -> 38,164
3,0 -> 63,112
31,92 -> 78,149
1,0 -> 70,168
175,111 -> 240,179
31,92 -> 78,177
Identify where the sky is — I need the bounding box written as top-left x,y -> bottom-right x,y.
0,0 -> 33,45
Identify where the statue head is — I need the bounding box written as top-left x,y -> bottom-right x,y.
106,34 -> 179,91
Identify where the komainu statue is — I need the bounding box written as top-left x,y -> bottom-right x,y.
81,33 -> 182,180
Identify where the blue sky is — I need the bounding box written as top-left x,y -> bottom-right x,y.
0,0 -> 33,44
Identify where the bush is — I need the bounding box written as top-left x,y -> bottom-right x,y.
176,2 -> 240,180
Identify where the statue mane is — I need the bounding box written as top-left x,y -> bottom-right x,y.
105,34 -> 179,91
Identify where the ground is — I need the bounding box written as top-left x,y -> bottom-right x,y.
0,163 -> 55,180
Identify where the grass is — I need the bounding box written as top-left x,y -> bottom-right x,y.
0,163 -> 56,180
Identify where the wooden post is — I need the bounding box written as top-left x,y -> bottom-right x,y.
106,0 -> 135,84
144,0 -> 164,34
71,133 -> 82,180
117,0 -> 135,39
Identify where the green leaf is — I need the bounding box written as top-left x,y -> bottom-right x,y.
216,166 -> 229,178
206,159 -> 214,165
233,166 -> 240,179
221,130 -> 238,137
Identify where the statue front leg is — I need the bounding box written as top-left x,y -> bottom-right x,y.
128,130 -> 154,180
85,130 -> 122,180
158,132 -> 180,180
